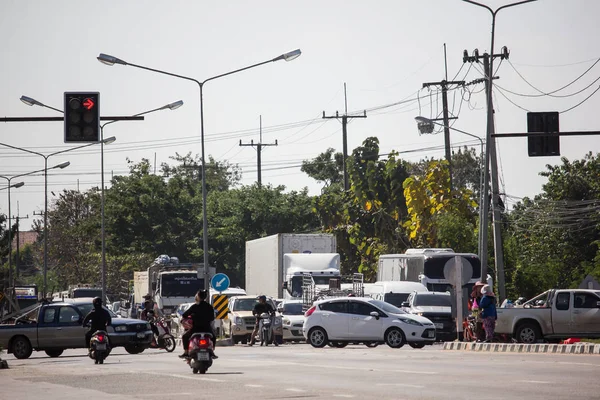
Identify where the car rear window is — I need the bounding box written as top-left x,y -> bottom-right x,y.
319,301 -> 347,313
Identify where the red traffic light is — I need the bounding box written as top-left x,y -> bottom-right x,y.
83,98 -> 95,110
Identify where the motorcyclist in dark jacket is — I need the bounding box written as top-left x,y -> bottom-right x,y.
249,295 -> 275,346
179,290 -> 217,359
83,297 -> 112,348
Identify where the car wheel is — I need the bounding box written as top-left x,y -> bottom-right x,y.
515,322 -> 541,344
408,342 -> 425,349
308,327 -> 328,348
11,336 -> 33,359
124,345 -> 145,354
364,342 -> 379,348
384,328 -> 406,349
45,349 -> 64,358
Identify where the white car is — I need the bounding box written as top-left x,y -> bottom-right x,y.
278,300 -> 305,342
303,297 -> 436,349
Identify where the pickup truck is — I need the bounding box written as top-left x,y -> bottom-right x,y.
496,289 -> 600,343
0,298 -> 153,359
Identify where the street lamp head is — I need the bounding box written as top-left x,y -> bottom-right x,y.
273,49 -> 302,62
415,116 -> 435,135
13,182 -> 25,189
20,95 -> 44,107
415,116 -> 432,124
167,100 -> 184,110
102,136 -> 117,145
55,161 -> 70,169
97,53 -> 128,66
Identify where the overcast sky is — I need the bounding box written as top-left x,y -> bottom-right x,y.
1,0 -> 599,229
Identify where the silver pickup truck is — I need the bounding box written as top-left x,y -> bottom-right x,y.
0,298 -> 153,359
496,289 -> 600,343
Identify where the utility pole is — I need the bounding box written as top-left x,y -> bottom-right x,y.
464,46 -> 509,302
422,44 -> 465,189
323,83 -> 366,191
13,208 -> 29,281
239,115 -> 277,186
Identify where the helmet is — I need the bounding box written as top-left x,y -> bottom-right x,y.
92,297 -> 102,307
258,295 -> 267,302
144,294 -> 152,300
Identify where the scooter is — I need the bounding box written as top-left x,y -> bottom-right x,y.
148,315 -> 176,352
186,332 -> 215,374
259,312 -> 278,347
89,330 -> 110,364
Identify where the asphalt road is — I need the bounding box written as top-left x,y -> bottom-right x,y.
2,343 -> 600,400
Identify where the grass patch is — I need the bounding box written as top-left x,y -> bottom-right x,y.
581,338 -> 600,344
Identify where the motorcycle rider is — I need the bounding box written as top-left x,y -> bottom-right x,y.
83,297 -> 112,349
141,294 -> 161,337
249,295 -> 275,346
179,290 -> 218,359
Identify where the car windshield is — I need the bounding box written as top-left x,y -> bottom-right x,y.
368,299 -> 406,314
232,299 -> 259,312
281,303 -> 303,315
76,303 -> 117,318
414,294 -> 452,307
383,293 -> 410,307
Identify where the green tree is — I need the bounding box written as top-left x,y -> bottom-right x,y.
300,148 -> 344,190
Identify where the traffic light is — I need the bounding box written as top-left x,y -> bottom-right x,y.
64,92 -> 100,143
527,111 -> 560,157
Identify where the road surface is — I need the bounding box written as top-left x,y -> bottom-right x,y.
1,343 -> 599,399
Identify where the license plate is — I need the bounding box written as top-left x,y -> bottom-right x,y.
136,332 -> 145,338
434,323 -> 444,329
427,330 -> 435,338
96,343 -> 106,350
197,351 -> 210,361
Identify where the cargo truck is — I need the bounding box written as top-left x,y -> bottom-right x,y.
245,233 -> 340,300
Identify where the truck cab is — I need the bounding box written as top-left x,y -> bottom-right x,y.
282,253 -> 341,300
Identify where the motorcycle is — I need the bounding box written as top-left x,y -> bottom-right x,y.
186,332 -> 215,374
89,330 -> 110,364
259,312 -> 278,347
148,314 -> 176,352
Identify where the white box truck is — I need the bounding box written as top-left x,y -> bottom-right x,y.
245,233 -> 339,300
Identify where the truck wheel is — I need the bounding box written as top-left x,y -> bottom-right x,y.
11,336 -> 33,359
308,327 -> 328,348
124,345 -> 145,354
45,349 -> 64,358
384,328 -> 405,349
515,322 -> 541,344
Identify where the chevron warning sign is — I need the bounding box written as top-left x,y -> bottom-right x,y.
212,294 -> 229,319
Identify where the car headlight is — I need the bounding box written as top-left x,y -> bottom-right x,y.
114,325 -> 127,332
235,317 -> 243,325
399,318 -> 423,326
417,312 -> 424,316
283,318 -> 291,326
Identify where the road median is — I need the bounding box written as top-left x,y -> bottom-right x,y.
442,341 -> 600,354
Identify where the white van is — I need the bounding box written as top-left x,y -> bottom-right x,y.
369,281 -> 429,308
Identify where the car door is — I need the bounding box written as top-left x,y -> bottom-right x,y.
572,292 -> 600,334
36,306 -> 60,348
318,301 -> 349,340
57,306 -> 87,348
552,291 -> 572,334
348,301 -> 384,340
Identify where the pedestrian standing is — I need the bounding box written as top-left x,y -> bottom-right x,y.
479,285 -> 497,342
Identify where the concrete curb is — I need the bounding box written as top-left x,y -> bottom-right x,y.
442,341 -> 600,354
0,354 -> 8,369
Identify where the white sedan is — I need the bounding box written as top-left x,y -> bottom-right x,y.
278,300 -> 306,342
303,297 -> 436,349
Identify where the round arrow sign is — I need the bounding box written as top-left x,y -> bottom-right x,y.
210,273 -> 230,292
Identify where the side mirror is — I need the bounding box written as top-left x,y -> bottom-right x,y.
370,311 -> 380,320
596,301 -> 600,308
401,302 -> 409,308
277,307 -> 284,313
282,282 -> 288,290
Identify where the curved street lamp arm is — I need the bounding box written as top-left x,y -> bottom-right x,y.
48,141 -> 103,158
203,59 -> 273,86
0,141 -> 45,158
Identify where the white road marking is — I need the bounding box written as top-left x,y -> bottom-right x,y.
518,380 -> 551,384
376,383 -> 425,388
285,388 -> 306,392
137,371 -> 225,382
244,384 -> 264,388
333,395 -> 355,398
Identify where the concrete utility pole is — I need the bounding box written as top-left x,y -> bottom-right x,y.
239,115 -> 278,186
13,210 -> 29,281
323,83 -> 366,191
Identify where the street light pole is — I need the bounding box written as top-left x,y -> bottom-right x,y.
463,0 -> 537,300
0,179 -> 24,290
98,101 -> 182,301
98,49 -> 301,290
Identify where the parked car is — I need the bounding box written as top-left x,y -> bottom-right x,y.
370,281 -> 429,307
402,291 -> 454,341
496,289 -> 600,343
0,298 -> 153,359
170,302 -> 194,337
303,297 -> 436,349
278,300 -> 305,342
227,296 -> 282,344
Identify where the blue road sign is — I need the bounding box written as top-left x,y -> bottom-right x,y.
211,273 -> 230,292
